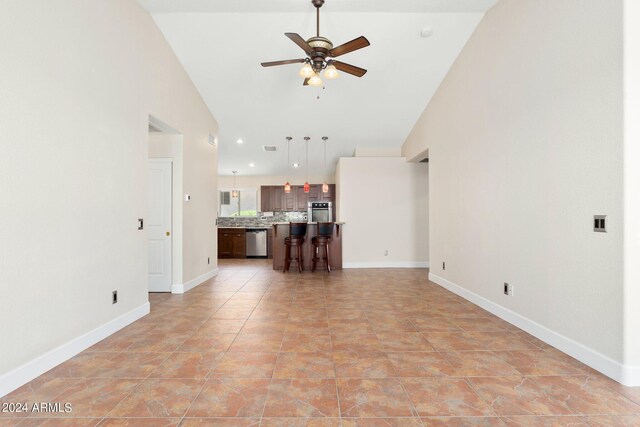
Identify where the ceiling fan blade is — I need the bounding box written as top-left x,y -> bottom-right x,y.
303,78 -> 310,86
261,59 -> 306,67
332,61 -> 367,77
285,33 -> 313,55
329,36 -> 370,58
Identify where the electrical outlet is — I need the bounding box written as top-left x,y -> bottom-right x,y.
503,283 -> 513,296
442,262 -> 446,270
384,250 -> 388,256
112,290 -> 118,304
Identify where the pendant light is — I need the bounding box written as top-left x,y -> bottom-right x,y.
322,136 -> 329,193
231,170 -> 238,198
304,136 -> 310,193
284,137 -> 292,193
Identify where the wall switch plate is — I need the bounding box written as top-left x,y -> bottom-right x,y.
594,215 -> 606,232
208,257 -> 210,265
442,262 -> 446,270
384,250 -> 388,256
137,218 -> 143,230
184,194 -> 191,202
503,282 -> 513,296
112,290 -> 118,304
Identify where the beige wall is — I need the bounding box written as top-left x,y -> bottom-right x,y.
0,0 -> 217,391
624,0 -> 640,373
403,0 -> 624,374
337,157 -> 429,267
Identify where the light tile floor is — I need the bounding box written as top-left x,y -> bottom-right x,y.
2,259 -> 640,426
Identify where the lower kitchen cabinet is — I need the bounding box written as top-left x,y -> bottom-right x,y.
267,228 -> 273,259
218,228 -> 246,258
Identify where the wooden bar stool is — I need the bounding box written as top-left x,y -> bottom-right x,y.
284,222 -> 307,273
312,222 -> 334,273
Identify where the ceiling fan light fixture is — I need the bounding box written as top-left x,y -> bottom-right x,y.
299,63 -> 314,78
308,73 -> 323,87
324,64 -> 339,79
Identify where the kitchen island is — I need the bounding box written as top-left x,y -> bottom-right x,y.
272,222 -> 344,271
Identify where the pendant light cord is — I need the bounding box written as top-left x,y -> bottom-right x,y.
306,137 -> 309,183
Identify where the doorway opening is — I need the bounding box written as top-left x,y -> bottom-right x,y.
148,115 -> 183,293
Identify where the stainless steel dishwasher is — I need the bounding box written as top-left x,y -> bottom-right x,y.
245,228 -> 267,257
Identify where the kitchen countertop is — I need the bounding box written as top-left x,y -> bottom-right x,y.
272,222 -> 345,225
218,226 -> 270,229
219,222 -> 345,229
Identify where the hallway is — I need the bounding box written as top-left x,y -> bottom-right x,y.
2,260 -> 640,426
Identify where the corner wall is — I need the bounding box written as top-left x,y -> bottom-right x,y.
403,0 -> 625,379
623,0 -> 640,382
336,157 -> 429,268
0,0 -> 217,395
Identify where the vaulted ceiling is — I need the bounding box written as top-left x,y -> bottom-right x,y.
137,0 -> 497,176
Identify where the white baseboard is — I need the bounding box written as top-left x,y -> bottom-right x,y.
171,268 -> 218,294
343,261 -> 430,269
428,273 -> 639,386
0,302 -> 150,398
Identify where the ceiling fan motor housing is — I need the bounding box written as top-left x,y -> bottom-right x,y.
307,36 -> 333,70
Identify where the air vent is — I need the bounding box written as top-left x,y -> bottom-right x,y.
419,158 -> 429,163
220,192 -> 230,205
263,145 -> 277,152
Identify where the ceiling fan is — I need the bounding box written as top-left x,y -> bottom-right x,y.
261,0 -> 370,86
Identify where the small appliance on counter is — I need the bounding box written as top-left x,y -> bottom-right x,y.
308,201 -> 332,223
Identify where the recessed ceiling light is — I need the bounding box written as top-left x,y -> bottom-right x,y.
236,138 -> 244,144
249,163 -> 255,167
292,163 -> 300,168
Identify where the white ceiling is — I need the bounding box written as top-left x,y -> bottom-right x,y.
138,0 -> 497,176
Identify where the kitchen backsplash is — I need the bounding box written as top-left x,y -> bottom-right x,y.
217,211 -> 307,227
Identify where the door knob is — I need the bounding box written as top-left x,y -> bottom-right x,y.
166,231 -> 171,236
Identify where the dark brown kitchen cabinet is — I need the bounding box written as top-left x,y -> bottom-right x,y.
267,228 -> 273,259
260,186 -> 272,212
283,187 -> 295,211
270,186 -> 283,212
321,184 -> 335,201
295,186 -> 309,211
261,186 -> 284,212
260,184 -> 335,213
308,184 -> 320,201
218,228 -> 246,258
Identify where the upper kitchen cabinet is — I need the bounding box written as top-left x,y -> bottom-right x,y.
260,186 -> 272,212
295,186 -> 308,211
261,185 -> 284,212
271,186 -> 283,211
321,184 -> 335,201
283,187 -> 295,211
308,184 -> 320,201
260,184 -> 335,212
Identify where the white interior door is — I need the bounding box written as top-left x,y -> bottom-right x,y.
148,159 -> 172,292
